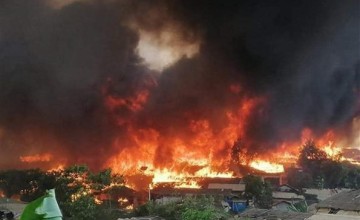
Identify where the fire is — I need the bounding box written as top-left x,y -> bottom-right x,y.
48,164 -> 65,172
323,145 -> 342,158
20,153 -> 52,163
103,93 -> 360,189
194,167 -> 233,178
146,166 -> 233,188
71,190 -> 89,202
0,0 -> 357,202
104,90 -> 150,113
44,80 -> 360,192
94,198 -> 103,205
118,197 -> 129,203
125,204 -> 134,210
151,169 -> 186,184
249,160 -> 284,173
105,95 -> 268,188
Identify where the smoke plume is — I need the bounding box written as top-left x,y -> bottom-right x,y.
0,0 -> 358,170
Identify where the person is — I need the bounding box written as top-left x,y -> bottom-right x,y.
20,189 -> 62,220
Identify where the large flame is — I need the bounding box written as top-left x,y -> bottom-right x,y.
98,76 -> 360,189
104,94 -> 269,188
26,88 -> 359,190
0,0 -> 356,194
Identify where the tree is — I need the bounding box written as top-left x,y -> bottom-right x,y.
299,140 -> 327,171
321,160 -> 347,188
0,170 -> 27,198
89,168 -> 112,190
256,181 -> 273,209
298,140 -> 328,184
0,169 -> 47,201
20,169 -> 51,202
243,175 -> 263,199
313,176 -> 324,189
53,164 -> 127,219
65,192 -> 98,220
243,174 -> 273,208
53,164 -> 102,218
344,167 -> 360,189
297,140 -> 354,189
287,168 -> 313,189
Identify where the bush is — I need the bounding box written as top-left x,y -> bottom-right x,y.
136,196 -> 228,220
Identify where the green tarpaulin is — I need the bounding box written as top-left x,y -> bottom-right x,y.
20,189 -> 62,220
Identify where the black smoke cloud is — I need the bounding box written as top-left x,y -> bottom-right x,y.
139,0 -> 360,152
0,0 -> 150,168
0,0 -> 358,169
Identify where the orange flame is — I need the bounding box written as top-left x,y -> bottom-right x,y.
20,153 -> 52,163
105,96 -> 269,188
99,79 -> 360,190
249,160 -> 284,173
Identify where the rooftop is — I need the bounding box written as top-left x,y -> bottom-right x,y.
151,188 -> 233,197
238,208 -> 312,220
316,189 -> 360,211
306,213 -> 360,220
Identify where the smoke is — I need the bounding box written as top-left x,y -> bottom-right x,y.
0,0 -> 146,168
0,0 -> 358,169
136,0 -> 360,151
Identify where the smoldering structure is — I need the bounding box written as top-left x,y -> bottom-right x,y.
0,0 -> 358,173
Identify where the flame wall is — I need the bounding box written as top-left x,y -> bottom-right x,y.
0,0 -> 358,173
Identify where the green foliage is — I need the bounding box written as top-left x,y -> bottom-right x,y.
0,170 -> 27,198
256,181 -> 273,209
287,168 -> 313,189
64,192 -> 98,220
53,165 -> 126,219
243,175 -> 263,199
321,160 -> 347,188
299,140 -> 327,174
137,196 -> 228,220
65,164 -> 89,174
243,174 -> 273,208
146,200 -> 179,220
134,203 -> 150,216
288,200 -> 308,212
297,140 -> 355,189
344,168 -> 360,188
0,169 -> 50,201
313,176 -> 324,189
181,209 -> 215,220
89,168 -> 112,190
0,166 -> 125,220
0,165 -> 129,220
181,196 -> 227,220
